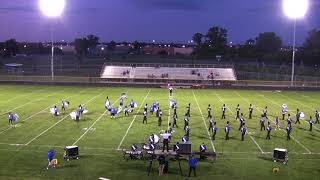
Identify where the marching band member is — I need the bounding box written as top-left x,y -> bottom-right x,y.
281,105 -> 287,120
266,122 -> 272,140
161,130 -> 171,152
169,86 -> 173,96
222,104 -> 226,119
150,104 -> 155,115
182,136 -> 189,143
212,122 -> 218,140
173,104 -> 178,118
315,110 -> 319,124
46,149 -> 55,170
79,105 -> 84,114
124,106 -> 129,116
185,126 -> 190,138
275,116 -> 280,130
260,115 -> 266,131
144,104 -> 148,112
199,142 -> 207,160
184,114 -> 189,130
249,104 -> 253,119
53,105 -> 58,116
238,113 -> 245,131
309,116 -> 314,131
75,110 -> 81,121
149,134 -> 155,144
186,103 -> 191,117
236,104 -> 240,119
174,142 -> 180,152
105,97 -> 110,109
143,110 -> 147,124
119,98 -> 124,107
110,107 -> 116,119
129,100 -> 136,112
173,114 -> 178,128
208,115 -> 213,131
61,100 -> 69,111
131,144 -> 138,152
295,109 -> 301,124
286,123 -> 292,140
263,106 -> 268,119
241,123 -> 247,141
225,121 -> 231,140
158,109 -> 162,126
287,114 -> 292,125
8,112 -> 16,125
207,104 -> 212,118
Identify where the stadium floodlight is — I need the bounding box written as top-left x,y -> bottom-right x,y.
39,0 -> 65,17
39,0 -> 65,80
282,0 -> 308,86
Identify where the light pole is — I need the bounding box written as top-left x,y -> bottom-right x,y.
39,0 -> 65,80
283,0 -> 308,86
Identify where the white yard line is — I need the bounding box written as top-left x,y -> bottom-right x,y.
0,89 -> 89,135
72,95 -> 120,146
1,88 -> 65,116
167,92 -> 171,128
217,92 -> 264,154
192,91 -> 216,152
24,92 -> 104,146
0,87 -> 46,104
117,89 -> 151,150
248,92 -> 312,154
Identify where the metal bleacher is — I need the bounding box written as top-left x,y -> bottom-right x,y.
100,64 -> 237,81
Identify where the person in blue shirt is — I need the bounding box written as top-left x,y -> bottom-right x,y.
188,155 -> 198,177
212,122 -> 218,140
119,98 -> 123,106
266,122 -> 272,140
275,117 -> 280,130
286,123 -> 292,140
46,149 -> 55,170
241,124 -> 247,141
124,106 -> 129,116
130,100 -> 135,112
79,105 -> 84,114
110,107 -> 116,118
260,115 -> 266,131
53,106 -> 58,116
238,113 -> 245,131
8,112 -> 14,125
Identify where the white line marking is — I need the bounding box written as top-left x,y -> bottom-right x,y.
0,89 -> 89,135
72,94 -> 120,146
217,92 -> 264,154
192,91 -> 216,152
24,92 -> 104,146
117,89 -> 151,150
1,88 -> 65,116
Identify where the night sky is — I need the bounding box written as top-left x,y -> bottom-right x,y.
0,0 -> 319,45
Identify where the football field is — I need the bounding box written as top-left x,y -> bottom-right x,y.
0,85 -> 320,180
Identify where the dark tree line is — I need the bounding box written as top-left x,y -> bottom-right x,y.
192,27 -> 320,65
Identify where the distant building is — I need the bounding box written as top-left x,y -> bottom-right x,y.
143,45 -> 193,56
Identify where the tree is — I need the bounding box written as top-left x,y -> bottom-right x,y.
87,35 -> 99,50
74,38 -> 89,56
192,33 -> 203,46
205,26 -> 228,50
255,32 -> 282,54
107,40 -> 117,55
4,39 -> 19,56
301,29 -> 320,65
132,41 -> 142,54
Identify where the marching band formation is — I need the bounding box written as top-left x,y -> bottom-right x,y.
7,87 -> 319,154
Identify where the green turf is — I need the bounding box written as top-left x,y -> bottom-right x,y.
0,85 -> 320,180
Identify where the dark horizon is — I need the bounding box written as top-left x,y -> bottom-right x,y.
0,0 -> 319,45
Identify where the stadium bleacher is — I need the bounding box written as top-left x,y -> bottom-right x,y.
101,65 -> 237,81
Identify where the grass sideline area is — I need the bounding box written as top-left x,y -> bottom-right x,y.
0,85 -> 319,180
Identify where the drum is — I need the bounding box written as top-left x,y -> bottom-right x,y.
300,112 -> 305,118
154,134 -> 160,144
